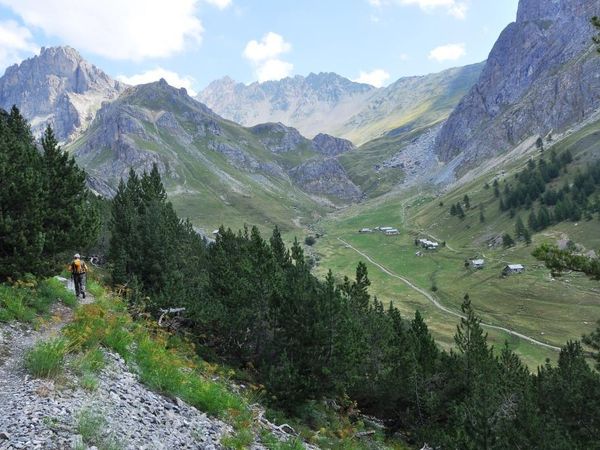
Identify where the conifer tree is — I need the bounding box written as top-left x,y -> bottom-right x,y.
0,108 -> 45,279
502,233 -> 515,248
515,216 -> 527,240
40,125 -> 99,262
463,194 -> 470,210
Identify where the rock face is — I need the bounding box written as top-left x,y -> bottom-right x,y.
198,65 -> 483,144
311,133 -> 356,156
249,122 -> 306,153
290,158 -> 362,202
0,46 -> 126,141
434,0 -> 600,168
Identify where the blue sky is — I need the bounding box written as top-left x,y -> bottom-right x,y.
0,0 -> 519,94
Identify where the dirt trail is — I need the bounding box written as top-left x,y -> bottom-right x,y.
337,237 -> 561,352
0,278 -> 94,438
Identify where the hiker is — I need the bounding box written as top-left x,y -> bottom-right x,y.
69,253 -> 88,299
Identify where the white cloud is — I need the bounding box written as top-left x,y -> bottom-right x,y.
255,59 -> 293,83
243,32 -> 291,63
243,32 -> 293,82
0,0 -> 203,61
353,69 -> 390,88
0,20 -> 38,72
117,68 -> 197,96
204,0 -> 231,9
428,43 -> 466,62
368,0 -> 468,19
401,0 -> 468,19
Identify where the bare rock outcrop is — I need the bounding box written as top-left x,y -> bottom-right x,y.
435,0 -> 600,171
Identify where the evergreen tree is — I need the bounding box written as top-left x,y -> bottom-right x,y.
583,320 -> 600,371
502,233 -> 515,248
514,216 -> 527,240
0,107 -> 45,279
537,205 -> 552,229
523,228 -> 532,246
40,125 -> 99,262
463,194 -> 470,210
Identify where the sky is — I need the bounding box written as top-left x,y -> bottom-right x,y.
0,0 -> 519,94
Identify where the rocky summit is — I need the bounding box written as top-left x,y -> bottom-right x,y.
0,46 -> 126,141
434,0 -> 600,170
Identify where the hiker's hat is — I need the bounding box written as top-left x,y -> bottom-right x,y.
74,253 -> 80,259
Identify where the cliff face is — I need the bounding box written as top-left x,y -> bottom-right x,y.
0,46 -> 126,141
435,0 -> 600,167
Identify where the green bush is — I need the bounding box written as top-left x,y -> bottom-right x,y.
0,285 -> 35,322
80,373 -> 100,391
0,277 -> 77,323
37,277 -> 77,308
25,338 -> 68,378
77,407 -> 110,447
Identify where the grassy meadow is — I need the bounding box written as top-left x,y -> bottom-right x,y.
312,121 -> 600,369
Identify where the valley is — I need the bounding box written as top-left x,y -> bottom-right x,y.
312,119 -> 600,369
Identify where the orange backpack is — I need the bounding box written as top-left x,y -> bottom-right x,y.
71,259 -> 85,274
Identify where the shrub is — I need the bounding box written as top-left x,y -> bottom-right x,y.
25,338 -> 68,378
304,236 -> 316,246
80,373 -> 100,391
0,285 -> 34,322
37,277 -> 77,308
77,407 -> 105,442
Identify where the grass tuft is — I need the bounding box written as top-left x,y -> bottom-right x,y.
24,338 -> 68,378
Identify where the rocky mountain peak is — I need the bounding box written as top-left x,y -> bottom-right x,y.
0,45 -> 126,141
516,0 -> 589,22
434,0 -> 600,169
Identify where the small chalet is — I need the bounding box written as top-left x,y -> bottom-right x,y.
470,259 -> 485,269
359,228 -> 373,233
379,227 -> 394,232
417,238 -> 439,250
503,264 -> 525,275
384,228 -> 400,236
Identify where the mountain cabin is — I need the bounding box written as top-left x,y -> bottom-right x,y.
503,264 -> 525,275
471,259 -> 485,269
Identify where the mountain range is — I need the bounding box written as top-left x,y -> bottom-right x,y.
198,64 -> 483,145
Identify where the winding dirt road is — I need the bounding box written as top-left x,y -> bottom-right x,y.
337,237 -> 561,352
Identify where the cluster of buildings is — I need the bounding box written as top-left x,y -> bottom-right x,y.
359,226 -> 400,236
416,238 -> 439,250
469,258 -> 525,275
356,227 -> 525,276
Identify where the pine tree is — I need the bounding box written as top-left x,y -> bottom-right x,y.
523,228 -> 532,246
502,233 -> 515,248
515,216 -> 527,240
463,194 -> 471,210
527,211 -> 539,231
0,107 -> 45,279
40,125 -> 99,262
537,206 -> 551,230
